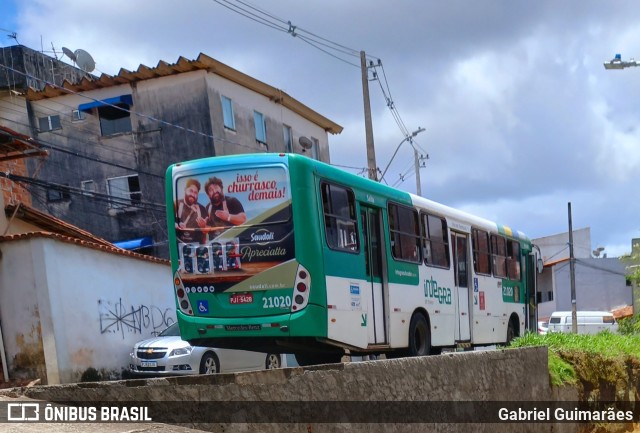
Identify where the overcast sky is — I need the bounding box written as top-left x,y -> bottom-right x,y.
1,0 -> 639,258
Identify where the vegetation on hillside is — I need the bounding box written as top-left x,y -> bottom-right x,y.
509,328 -> 640,386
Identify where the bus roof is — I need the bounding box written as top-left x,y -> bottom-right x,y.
167,152 -> 530,243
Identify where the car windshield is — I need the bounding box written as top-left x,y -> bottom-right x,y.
158,322 -> 181,337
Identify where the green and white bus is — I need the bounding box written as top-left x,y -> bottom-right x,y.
166,153 -> 538,365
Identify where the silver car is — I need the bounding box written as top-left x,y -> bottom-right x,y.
128,322 -> 283,375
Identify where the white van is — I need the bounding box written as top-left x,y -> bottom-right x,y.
547,311 -> 618,335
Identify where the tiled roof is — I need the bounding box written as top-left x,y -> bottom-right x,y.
6,202 -> 117,248
26,53 -> 343,134
3,202 -> 169,265
0,125 -> 48,162
612,305 -> 633,319
543,257 -> 570,268
0,231 -> 169,265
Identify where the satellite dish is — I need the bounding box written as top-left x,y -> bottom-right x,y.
61,47 -> 77,62
298,136 -> 313,150
74,49 -> 95,73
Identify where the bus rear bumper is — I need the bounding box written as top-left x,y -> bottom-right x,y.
176,304 -> 327,349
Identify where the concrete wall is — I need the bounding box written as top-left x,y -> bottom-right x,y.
551,257 -> 630,313
0,236 -> 175,384
7,347 -> 596,433
533,228 -> 631,319
203,70 -> 331,161
534,227 -> 592,262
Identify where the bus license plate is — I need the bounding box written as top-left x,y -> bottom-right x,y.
229,293 -> 254,304
141,361 -> 157,368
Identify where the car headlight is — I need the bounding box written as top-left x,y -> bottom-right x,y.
169,346 -> 192,357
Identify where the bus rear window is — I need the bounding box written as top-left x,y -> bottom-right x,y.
173,165 -> 291,248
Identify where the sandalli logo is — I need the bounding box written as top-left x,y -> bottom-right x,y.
250,229 -> 276,245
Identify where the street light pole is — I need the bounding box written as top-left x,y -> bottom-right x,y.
603,53 -> 640,70
414,147 -> 422,196
380,127 -> 426,184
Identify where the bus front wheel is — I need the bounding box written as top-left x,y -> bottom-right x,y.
408,313 -> 431,357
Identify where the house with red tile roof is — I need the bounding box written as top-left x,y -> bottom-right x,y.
0,137 -> 175,383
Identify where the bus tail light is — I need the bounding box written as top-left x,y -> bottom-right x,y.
173,271 -> 193,316
291,264 -> 310,312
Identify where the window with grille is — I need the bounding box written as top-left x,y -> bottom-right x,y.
39,115 -> 61,132
98,103 -> 132,136
106,174 -> 141,209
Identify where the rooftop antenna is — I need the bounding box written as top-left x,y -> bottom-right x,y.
61,47 -> 95,73
74,49 -> 95,73
61,47 -> 77,63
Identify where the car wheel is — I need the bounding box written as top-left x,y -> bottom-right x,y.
265,353 -> 281,369
199,352 -> 220,374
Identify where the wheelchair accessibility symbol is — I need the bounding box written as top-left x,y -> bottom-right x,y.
198,300 -> 209,313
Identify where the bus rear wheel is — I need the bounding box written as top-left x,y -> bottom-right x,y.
408,313 -> 431,357
506,317 -> 518,345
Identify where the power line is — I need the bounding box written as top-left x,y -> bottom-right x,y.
1,72 -> 372,180
209,0 -> 420,187
1,172 -> 167,212
0,113 -> 163,179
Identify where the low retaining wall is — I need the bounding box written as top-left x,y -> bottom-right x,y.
0,347 -> 633,433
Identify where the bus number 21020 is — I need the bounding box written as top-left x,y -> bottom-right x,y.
263,295 -> 292,309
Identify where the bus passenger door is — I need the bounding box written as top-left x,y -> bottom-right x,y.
451,232 -> 471,341
360,206 -> 387,345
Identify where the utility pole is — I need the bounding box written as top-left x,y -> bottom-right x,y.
361,51 -> 377,181
568,202 -> 578,333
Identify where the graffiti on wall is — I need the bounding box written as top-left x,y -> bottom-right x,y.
98,298 -> 175,339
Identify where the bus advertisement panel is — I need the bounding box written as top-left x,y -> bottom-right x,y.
172,164 -> 294,293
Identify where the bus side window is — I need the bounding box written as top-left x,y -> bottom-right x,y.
321,182 -> 359,253
422,213 -> 449,268
388,203 -> 420,263
507,240 -> 521,280
472,228 -> 491,275
491,234 -> 507,278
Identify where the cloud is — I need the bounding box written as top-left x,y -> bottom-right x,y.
8,0 -> 640,256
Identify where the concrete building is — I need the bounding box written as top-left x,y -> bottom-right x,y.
534,228 -> 631,320
0,45 -> 342,259
0,126 -> 176,385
